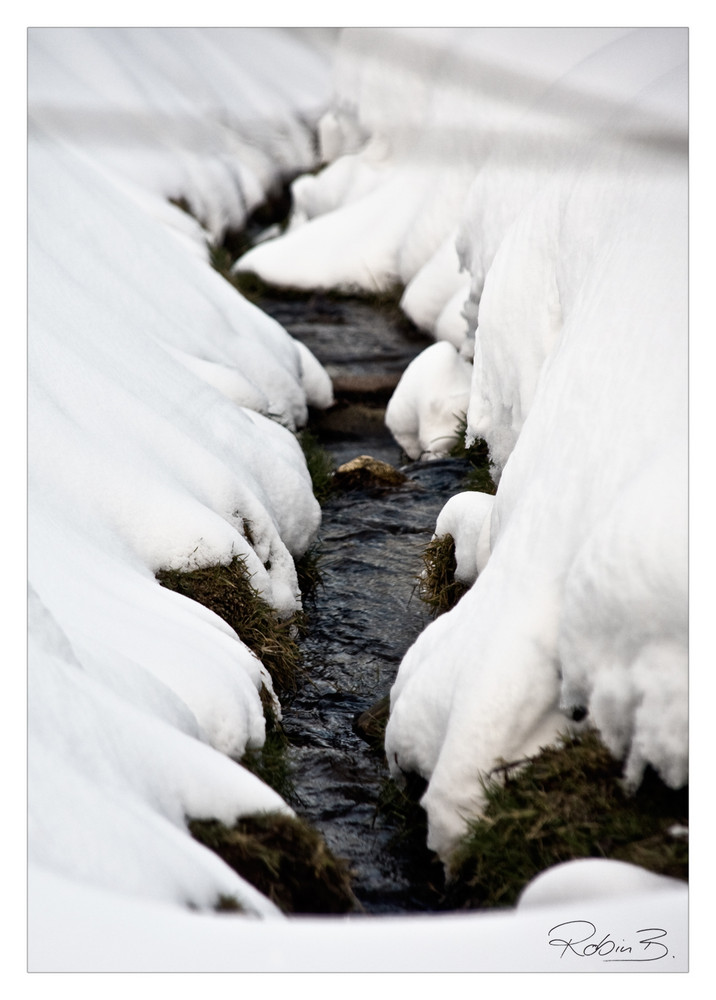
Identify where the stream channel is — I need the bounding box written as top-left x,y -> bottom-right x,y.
255,292 -> 475,913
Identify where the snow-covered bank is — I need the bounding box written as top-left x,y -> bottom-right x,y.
387,37 -> 688,860
28,27 -> 335,919
236,29 -> 675,313
28,27 -> 335,242
30,859 -> 687,972
387,126 -> 687,859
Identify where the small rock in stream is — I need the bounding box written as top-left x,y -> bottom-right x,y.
333,455 -> 407,491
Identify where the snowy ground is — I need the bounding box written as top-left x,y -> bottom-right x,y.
25,25 -> 690,974
29,859 -> 687,972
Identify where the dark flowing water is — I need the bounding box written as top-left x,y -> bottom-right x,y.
258,294 -> 472,912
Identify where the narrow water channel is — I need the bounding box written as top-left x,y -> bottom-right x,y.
256,293 -> 474,913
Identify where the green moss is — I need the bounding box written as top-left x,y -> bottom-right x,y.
461,462 -> 497,495
449,414 -> 497,495
446,731 -> 688,910
241,716 -> 297,806
231,270 -> 308,305
297,429 -> 336,505
208,241 -> 238,283
169,195 -> 193,216
156,556 -> 303,694
416,533 -> 469,617
213,894 -> 243,913
232,266 -> 407,311
188,813 -> 358,914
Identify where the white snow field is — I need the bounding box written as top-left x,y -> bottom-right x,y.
29,858 -> 687,972
27,27 -> 688,972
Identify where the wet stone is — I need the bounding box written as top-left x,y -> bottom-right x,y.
333,455 -> 407,491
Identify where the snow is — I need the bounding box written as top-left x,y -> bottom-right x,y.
386,129 -> 688,859
29,860 -> 688,972
432,491 -> 495,585
516,858 -> 686,911
29,587 -> 289,919
28,27 -> 333,242
28,27 -> 333,922
235,28 -> 639,300
385,340 -> 473,459
27,25 -> 689,971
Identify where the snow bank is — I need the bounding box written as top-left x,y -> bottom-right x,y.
28,27 -> 333,241
384,340 -> 473,459
386,39 -> 688,858
28,28 -> 334,918
29,587 -> 289,917
238,29 -> 687,458
235,28 -> 636,307
432,491 -> 495,585
516,858 -> 685,911
29,857 -> 687,971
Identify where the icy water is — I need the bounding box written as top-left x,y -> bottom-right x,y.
257,294 -> 473,912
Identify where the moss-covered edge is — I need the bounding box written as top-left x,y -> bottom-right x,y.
374,731 -> 687,913
416,533 -> 470,617
188,812 -> 358,914
156,550 -> 361,913
156,556 -> 303,695
449,414 -> 497,495
297,428 -> 336,505
445,730 -> 688,909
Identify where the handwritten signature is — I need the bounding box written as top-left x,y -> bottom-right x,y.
548,921 -> 670,962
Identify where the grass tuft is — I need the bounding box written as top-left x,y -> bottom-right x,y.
169,195 -> 193,216
188,813 -> 358,914
156,556 -> 303,694
297,429 -> 336,505
449,414 -> 497,495
241,713 -> 297,806
446,730 -> 688,909
416,533 -> 469,617
376,772 -> 429,849
208,242 -> 238,282
214,894 -> 243,913
295,544 -> 324,599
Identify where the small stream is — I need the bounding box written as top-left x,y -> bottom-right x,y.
257,293 -> 473,913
